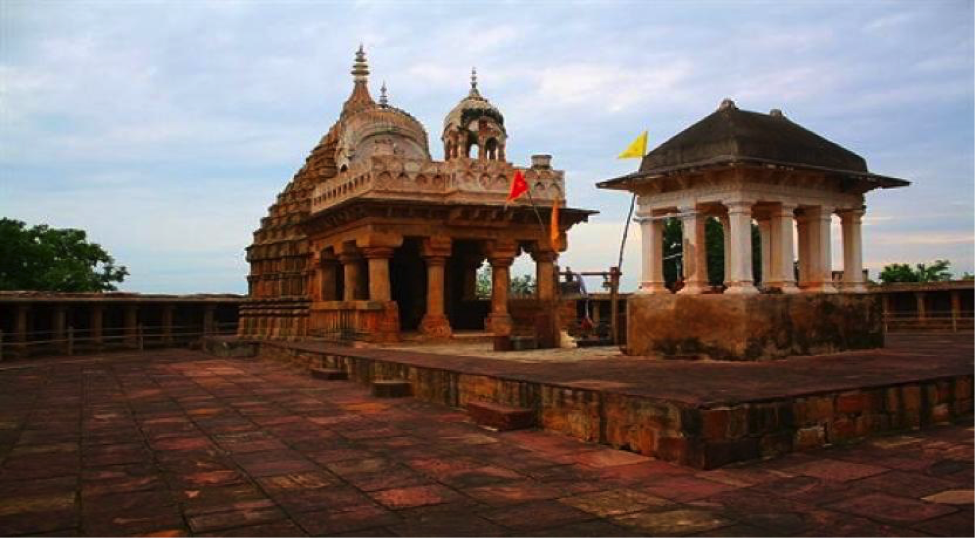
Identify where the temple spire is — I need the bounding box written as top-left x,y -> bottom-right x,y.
379,81 -> 388,107
469,67 -> 481,98
341,44 -> 375,117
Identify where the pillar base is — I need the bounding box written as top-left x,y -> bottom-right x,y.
677,281 -> 711,295
765,282 -> 801,294
487,313 -> 513,337
803,283 -> 838,294
638,282 -> 670,294
842,283 -> 869,294
420,314 -> 452,339
724,283 -> 759,295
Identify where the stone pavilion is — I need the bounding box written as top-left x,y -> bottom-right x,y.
599,99 -> 910,360
239,47 -> 594,344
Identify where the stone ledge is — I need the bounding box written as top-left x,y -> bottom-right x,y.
372,379 -> 412,398
467,401 -> 536,431
309,367 -> 348,381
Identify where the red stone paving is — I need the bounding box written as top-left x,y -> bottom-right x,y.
0,348 -> 971,537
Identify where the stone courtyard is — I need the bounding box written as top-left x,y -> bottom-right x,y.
0,343 -> 971,537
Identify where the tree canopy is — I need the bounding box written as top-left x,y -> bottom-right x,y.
0,218 -> 128,292
878,259 -> 955,284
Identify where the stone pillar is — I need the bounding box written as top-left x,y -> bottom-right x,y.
638,216 -> 667,294
719,215 -> 731,285
362,247 -> 394,302
420,236 -> 452,338
767,203 -> 799,293
203,305 -> 216,336
52,305 -> 68,354
320,254 -> 339,301
90,304 -> 104,349
839,208 -> 867,293
339,249 -> 363,302
915,292 -> 927,321
757,217 -> 772,287
678,205 -> 709,294
532,248 -> 558,301
806,206 -> 837,293
124,305 -> 138,347
950,290 -> 961,331
486,239 -> 517,348
796,213 -> 811,288
161,304 -> 174,345
725,200 -> 758,294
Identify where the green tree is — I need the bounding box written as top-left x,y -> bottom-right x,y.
474,266 -> 536,298
878,259 -> 954,284
0,218 -> 128,292
661,216 -> 761,288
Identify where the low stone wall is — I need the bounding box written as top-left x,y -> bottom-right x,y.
242,340 -> 972,469
626,293 -> 883,361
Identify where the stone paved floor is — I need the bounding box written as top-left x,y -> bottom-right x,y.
0,349 -> 971,537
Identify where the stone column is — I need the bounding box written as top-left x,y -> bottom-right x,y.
52,305 -> 68,354
638,216 -> 667,294
719,215 -> 731,285
124,305 -> 138,347
420,236 -> 452,338
320,254 -> 340,301
796,213 -> 811,288
90,304 -> 104,349
486,239 -> 517,347
806,206 -> 837,293
839,208 -> 867,293
678,205 -> 709,294
203,305 -> 216,336
362,247 -> 394,302
339,249 -> 363,301
532,248 -> 558,301
915,292 -> 927,321
950,290 -> 961,331
725,200 -> 758,294
161,304 -> 174,345
767,203 -> 799,293
757,217 -> 772,287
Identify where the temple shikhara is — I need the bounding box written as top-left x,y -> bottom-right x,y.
238,47 -> 593,344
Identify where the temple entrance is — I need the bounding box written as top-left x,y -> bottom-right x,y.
446,240 -> 490,331
390,238 -> 427,331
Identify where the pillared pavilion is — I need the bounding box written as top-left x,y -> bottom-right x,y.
239,47 -> 594,343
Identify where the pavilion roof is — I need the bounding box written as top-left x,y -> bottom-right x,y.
598,100 -> 910,191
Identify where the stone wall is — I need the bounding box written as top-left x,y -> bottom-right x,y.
626,293 -> 882,361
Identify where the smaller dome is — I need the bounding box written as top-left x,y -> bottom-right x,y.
443,68 -> 505,135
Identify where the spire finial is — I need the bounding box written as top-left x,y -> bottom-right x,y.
471,67 -> 477,90
379,81 -> 388,107
351,44 -> 369,83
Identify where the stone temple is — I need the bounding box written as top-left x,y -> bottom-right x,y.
599,99 -> 911,360
238,47 -> 593,344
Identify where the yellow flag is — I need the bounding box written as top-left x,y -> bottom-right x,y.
617,130 -> 648,159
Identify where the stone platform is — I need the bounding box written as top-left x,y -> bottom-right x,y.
626,292 -> 883,361
246,333 -> 973,469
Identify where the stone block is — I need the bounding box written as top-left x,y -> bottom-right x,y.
836,391 -> 866,414
795,425 -> 827,449
310,367 -> 348,381
795,396 -> 834,425
466,401 -> 536,431
901,385 -> 922,411
625,293 -> 882,361
372,379 -> 412,398
953,377 -> 973,401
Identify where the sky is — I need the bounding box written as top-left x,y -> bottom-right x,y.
1,0 -> 972,294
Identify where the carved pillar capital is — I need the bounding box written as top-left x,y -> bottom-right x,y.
421,235 -> 452,259
361,246 -> 395,260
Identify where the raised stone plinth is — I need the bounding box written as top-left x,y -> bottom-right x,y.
626,293 -> 882,361
467,401 -> 536,431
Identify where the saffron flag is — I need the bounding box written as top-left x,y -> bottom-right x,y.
506,169 -> 529,204
549,197 -> 561,251
618,130 -> 648,159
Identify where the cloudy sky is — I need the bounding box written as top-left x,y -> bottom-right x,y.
1,0 -> 972,294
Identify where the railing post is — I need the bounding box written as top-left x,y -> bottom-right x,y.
67,326 -> 74,356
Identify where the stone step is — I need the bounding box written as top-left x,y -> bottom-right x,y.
309,367 -> 348,381
467,401 -> 536,431
372,379 -> 412,398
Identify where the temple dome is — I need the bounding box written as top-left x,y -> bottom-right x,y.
441,68 -> 507,161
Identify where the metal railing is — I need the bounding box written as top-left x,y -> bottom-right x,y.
882,311 -> 974,334
0,321 -> 238,361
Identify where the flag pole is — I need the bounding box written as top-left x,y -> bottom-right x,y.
525,187 -> 554,251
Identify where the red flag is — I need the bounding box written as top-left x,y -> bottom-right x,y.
506,170 -> 529,204
549,197 -> 561,251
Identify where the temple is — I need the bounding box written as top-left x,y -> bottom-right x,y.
599,99 -> 911,360
239,47 -> 594,344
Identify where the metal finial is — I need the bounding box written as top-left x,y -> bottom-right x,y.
379,81 -> 388,107
471,67 -> 478,90
351,44 -> 369,82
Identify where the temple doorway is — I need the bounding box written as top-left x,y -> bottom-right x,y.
446,240 -> 490,331
390,238 -> 426,331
